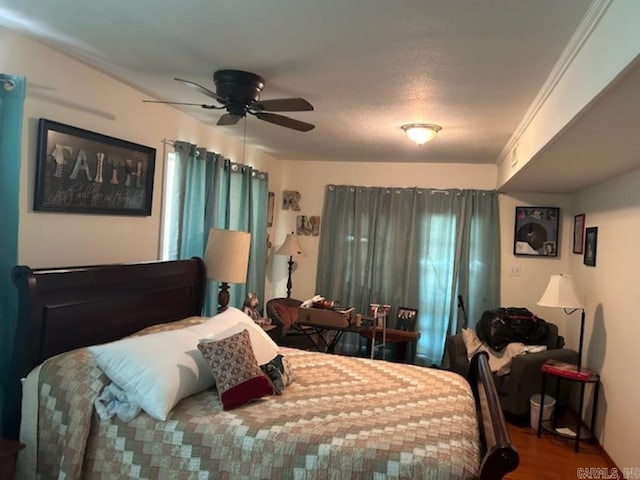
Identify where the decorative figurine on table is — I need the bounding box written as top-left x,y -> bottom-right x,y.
243,293 -> 270,326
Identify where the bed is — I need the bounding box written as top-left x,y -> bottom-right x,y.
6,258 -> 518,479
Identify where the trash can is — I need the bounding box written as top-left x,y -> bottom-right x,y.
530,394 -> 555,430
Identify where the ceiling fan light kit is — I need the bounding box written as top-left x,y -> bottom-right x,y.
401,123 -> 442,145
145,69 -> 315,132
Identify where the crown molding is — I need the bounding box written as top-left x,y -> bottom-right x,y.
496,0 -> 614,167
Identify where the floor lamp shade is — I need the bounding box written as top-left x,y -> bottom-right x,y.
537,273 -> 586,369
537,274 -> 583,309
203,228 -> 251,312
275,233 -> 304,257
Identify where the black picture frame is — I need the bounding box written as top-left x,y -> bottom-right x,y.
267,191 -> 275,227
573,213 -> 586,254
584,227 -> 598,267
35,119 -> 156,216
513,206 -> 559,257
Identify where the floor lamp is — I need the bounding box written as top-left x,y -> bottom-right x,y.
537,273 -> 586,370
203,228 -> 251,313
275,232 -> 304,299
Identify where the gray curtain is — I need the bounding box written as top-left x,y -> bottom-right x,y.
316,185 -> 500,365
167,141 -> 269,314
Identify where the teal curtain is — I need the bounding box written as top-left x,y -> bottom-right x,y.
168,141 -> 268,315
0,74 -> 25,436
316,185 -> 500,365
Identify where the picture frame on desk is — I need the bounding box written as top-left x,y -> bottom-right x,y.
396,307 -> 418,331
34,119 -> 156,216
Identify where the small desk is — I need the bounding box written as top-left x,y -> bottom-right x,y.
536,360 -> 600,452
359,328 -> 420,363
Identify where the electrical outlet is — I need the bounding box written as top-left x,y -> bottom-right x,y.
510,266 -> 522,277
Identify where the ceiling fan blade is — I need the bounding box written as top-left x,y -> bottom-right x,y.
175,77 -> 225,103
143,100 -> 222,110
253,97 -> 314,112
254,112 -> 315,132
217,113 -> 243,126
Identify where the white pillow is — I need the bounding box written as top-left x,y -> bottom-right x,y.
193,307 -> 280,365
88,307 -> 279,421
89,328 -> 213,420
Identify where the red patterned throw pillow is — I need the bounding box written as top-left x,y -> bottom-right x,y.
197,329 -> 273,410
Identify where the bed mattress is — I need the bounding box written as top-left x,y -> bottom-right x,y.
22,346 -> 479,479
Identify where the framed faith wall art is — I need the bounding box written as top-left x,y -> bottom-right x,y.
34,119 -> 156,216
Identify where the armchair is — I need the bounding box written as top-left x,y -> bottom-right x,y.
445,322 -> 578,417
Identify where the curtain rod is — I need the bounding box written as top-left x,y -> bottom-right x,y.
162,138 -> 175,146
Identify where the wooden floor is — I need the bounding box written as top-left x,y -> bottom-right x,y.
505,419 -> 615,479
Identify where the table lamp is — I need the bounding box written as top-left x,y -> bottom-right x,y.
203,228 -> 251,313
537,273 -> 585,370
275,232 -> 304,299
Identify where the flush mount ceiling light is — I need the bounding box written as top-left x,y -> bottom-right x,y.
401,123 -> 442,145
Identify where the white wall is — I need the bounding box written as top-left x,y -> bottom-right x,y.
271,160 -> 497,300
498,193 -> 574,334
570,167 -> 640,469
1,26 -> 281,269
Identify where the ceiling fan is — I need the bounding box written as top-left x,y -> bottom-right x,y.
144,69 -> 315,132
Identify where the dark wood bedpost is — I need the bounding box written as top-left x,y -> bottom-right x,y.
2,266 -> 36,439
469,352 -> 520,479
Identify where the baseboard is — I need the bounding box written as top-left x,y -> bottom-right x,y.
594,440 -> 620,473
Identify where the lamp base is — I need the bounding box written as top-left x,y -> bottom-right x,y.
285,256 -> 294,299
218,282 -> 230,313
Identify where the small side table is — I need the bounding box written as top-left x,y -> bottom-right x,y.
260,323 -> 282,343
536,359 -> 600,452
0,437 -> 24,480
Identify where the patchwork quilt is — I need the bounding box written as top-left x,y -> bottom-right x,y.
25,344 -> 480,479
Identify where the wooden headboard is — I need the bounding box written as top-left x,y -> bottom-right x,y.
4,258 -> 206,439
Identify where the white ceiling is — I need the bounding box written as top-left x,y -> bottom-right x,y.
0,0 -> 594,167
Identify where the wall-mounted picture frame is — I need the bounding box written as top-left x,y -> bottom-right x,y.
296,215 -> 321,236
267,191 -> 274,227
282,190 -> 301,211
584,227 -> 598,267
310,215 -> 320,236
396,307 -> 418,331
34,119 -> 156,216
573,213 -> 586,254
513,206 -> 559,257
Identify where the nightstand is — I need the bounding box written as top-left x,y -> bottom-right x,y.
536,359 -> 600,452
261,323 -> 282,342
0,437 -> 24,480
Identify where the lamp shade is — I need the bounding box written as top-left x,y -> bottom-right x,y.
203,228 -> 251,284
537,274 -> 584,309
275,233 -> 304,257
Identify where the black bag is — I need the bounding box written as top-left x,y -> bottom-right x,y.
475,307 -> 549,351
